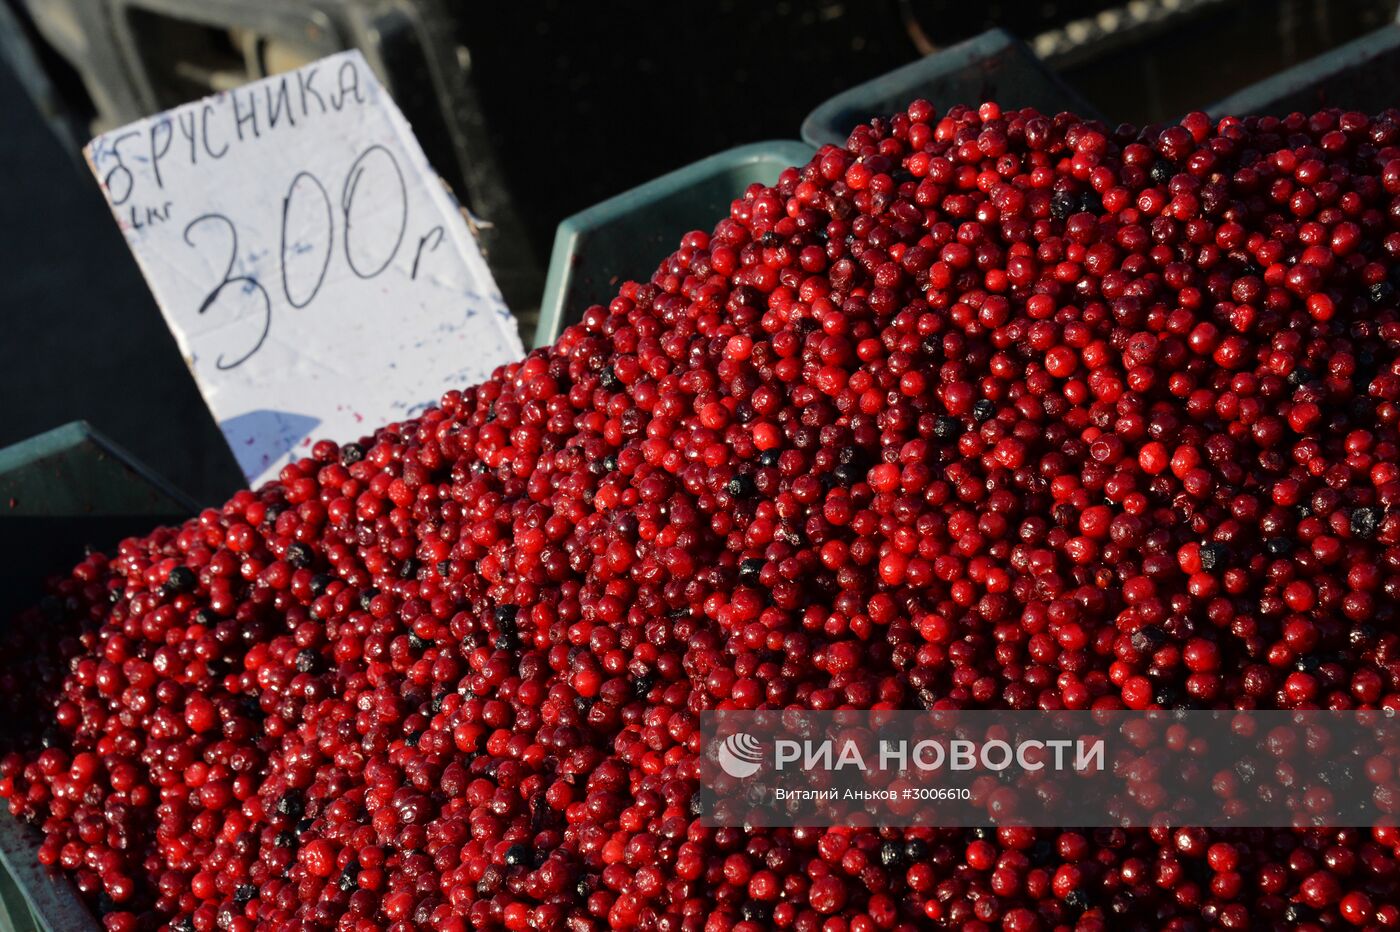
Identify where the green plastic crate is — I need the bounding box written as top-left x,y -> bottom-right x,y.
0,818 -> 93,932
800,28 -> 1103,149
0,421 -> 193,932
0,422 -> 194,617
1208,22 -> 1400,117
533,140 -> 817,349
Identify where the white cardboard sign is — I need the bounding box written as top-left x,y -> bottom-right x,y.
84,50 -> 523,486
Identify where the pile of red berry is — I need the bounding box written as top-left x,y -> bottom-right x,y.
4,100 -> 1400,930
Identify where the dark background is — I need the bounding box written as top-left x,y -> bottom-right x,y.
0,59 -> 246,503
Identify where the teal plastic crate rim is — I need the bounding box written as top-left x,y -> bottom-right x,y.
1207,22 -> 1400,118
0,817 -> 94,932
534,139 -> 816,349
0,421 -> 198,517
800,28 -> 1105,149
0,419 -> 198,620
0,423 -> 194,931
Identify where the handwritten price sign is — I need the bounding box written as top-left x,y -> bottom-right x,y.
85,50 -> 523,486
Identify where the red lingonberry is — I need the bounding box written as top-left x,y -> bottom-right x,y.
2,101 -> 1399,929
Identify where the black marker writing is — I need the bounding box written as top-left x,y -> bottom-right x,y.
232,89 -> 260,142
299,67 -> 326,115
183,213 -> 272,370
128,201 -> 173,230
203,103 -> 229,159
102,130 -> 140,206
280,171 -> 333,309
96,59 -> 374,205
266,77 -> 295,131
149,120 -> 173,189
331,60 -> 365,111
176,110 -> 197,164
342,145 -> 407,279
412,226 -> 444,280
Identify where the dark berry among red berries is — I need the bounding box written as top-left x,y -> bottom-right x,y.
275,792 -> 304,820
1197,542 -> 1228,571
284,541 -> 312,568
725,473 -> 755,497
6,101 -> 1400,930
1351,506 -> 1381,538
163,565 -> 195,593
1130,625 -> 1167,654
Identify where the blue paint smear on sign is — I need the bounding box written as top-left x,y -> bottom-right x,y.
220,410 -> 321,480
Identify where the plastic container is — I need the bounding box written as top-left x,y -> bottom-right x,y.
1208,22 -> 1400,117
800,28 -> 1103,149
0,421 -> 195,617
0,421 -> 193,932
0,818 -> 93,932
532,140 -> 816,349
